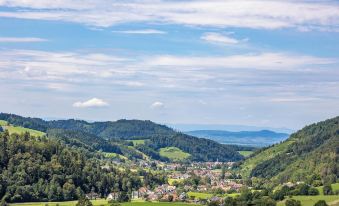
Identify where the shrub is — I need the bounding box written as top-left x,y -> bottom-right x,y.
314,200 -> 328,206
285,199 -> 301,206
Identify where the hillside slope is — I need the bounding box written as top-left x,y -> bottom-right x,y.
241,116 -> 339,185
0,113 -> 243,162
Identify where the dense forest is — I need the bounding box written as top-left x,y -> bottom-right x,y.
243,116 -> 339,187
145,134 -> 243,162
0,113 -> 243,162
0,131 -> 168,203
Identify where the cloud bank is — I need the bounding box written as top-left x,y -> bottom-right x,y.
0,0 -> 339,31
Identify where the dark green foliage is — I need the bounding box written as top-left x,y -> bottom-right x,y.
223,189 -> 276,206
270,184 -> 319,198
323,185 -> 333,195
249,116 -> 339,184
0,113 -> 243,162
76,196 -> 93,206
147,134 -> 243,162
314,200 -> 328,206
117,192 -> 130,202
253,197 -> 276,206
285,199 -> 301,206
47,129 -> 122,153
0,132 -> 143,202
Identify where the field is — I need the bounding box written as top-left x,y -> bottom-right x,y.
128,139 -> 146,146
159,147 -> 190,161
0,120 -> 46,137
316,183 -> 339,195
10,200 -> 196,206
104,152 -> 128,160
277,195 -> 339,206
187,192 -> 239,199
238,151 -> 253,157
168,178 -> 184,185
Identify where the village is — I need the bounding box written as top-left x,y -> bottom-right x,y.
96,158 -> 245,204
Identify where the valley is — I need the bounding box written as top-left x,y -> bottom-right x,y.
0,113 -> 338,206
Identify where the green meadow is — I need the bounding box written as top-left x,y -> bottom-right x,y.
238,151 -> 253,157
128,139 -> 146,146
159,147 -> 190,161
0,120 -> 45,137
277,195 -> 339,206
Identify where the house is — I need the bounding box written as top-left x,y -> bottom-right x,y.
209,196 -> 222,203
107,192 -> 119,201
147,192 -> 160,201
86,192 -> 100,200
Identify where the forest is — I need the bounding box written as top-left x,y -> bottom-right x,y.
0,131 -> 166,203
0,113 -> 243,162
246,116 -> 339,187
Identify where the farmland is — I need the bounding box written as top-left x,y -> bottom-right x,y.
159,147 -> 191,161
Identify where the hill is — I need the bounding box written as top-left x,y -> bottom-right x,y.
0,120 -> 45,137
0,113 -> 243,162
0,131 -> 145,203
241,116 -> 339,186
186,130 -> 289,147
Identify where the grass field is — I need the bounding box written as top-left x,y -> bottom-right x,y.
128,139 -> 146,146
159,147 -> 190,161
10,200 -> 196,206
238,151 -> 253,157
0,120 -> 45,137
104,152 -> 128,160
316,183 -> 339,195
187,192 -> 239,199
168,178 -> 184,185
277,195 -> 339,206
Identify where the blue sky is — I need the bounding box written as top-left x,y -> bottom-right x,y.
0,0 -> 339,130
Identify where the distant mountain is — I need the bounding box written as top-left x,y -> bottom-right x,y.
185,130 -> 289,147
169,123 -> 294,134
0,113 -> 243,162
241,116 -> 339,186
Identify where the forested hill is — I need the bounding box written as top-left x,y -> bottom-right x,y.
241,116 -> 339,186
0,113 -> 243,162
0,131 -> 149,203
0,113 -> 174,139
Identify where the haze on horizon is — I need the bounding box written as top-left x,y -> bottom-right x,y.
0,0 -> 339,130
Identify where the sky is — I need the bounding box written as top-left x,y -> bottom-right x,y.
0,0 -> 339,130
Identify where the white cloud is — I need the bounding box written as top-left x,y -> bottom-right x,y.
73,98 -> 109,108
0,1 -> 338,31
112,29 -> 166,34
150,101 -> 164,109
201,33 -> 240,45
0,37 -> 48,43
145,53 -> 335,70
270,97 -> 320,103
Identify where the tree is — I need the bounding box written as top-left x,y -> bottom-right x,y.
224,197 -> 236,206
323,185 -> 333,195
271,190 -> 285,201
308,187 -> 319,196
285,199 -> 301,206
0,199 -> 7,206
314,200 -> 328,206
253,197 -> 276,206
76,196 -> 93,206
